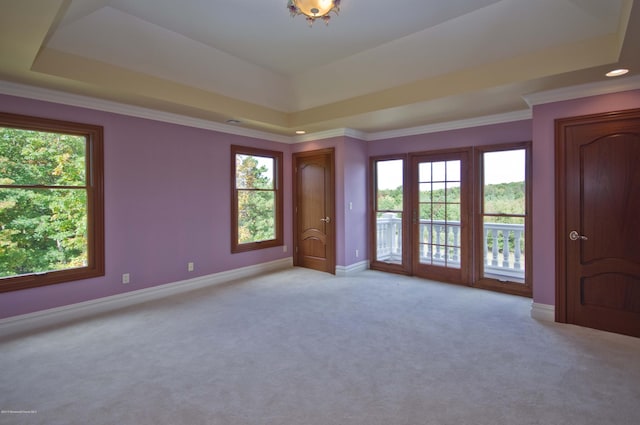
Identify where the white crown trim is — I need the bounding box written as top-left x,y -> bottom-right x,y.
366,110 -> 533,141
523,74 -> 640,107
0,80 -> 292,144
8,76 -> 638,145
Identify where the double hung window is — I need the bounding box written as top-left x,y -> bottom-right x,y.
0,112 -> 104,292
231,145 -> 283,253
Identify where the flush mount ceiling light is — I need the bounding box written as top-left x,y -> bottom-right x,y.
606,68 -> 629,77
287,0 -> 341,26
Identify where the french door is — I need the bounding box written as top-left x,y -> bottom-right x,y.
411,150 -> 471,285
370,146 -> 530,295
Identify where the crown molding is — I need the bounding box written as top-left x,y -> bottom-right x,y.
523,74 -> 640,107
11,77 -> 637,145
292,127 -> 368,143
0,80 -> 293,144
366,110 -> 532,141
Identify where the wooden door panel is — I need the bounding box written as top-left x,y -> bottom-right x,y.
581,134 -> 640,264
294,150 -> 335,274
581,274 -> 640,313
557,109 -> 640,337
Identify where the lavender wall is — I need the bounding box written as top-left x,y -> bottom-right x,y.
531,89 -> 640,305
0,94 -> 292,318
3,88 -> 638,320
289,136 -> 369,268
342,137 -> 369,265
368,120 -> 532,155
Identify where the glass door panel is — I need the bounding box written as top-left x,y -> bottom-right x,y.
417,161 -> 461,268
412,151 -> 469,284
475,144 -> 531,296
371,157 -> 408,273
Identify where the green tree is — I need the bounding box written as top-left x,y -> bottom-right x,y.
0,127 -> 87,277
377,187 -> 403,211
236,155 -> 275,243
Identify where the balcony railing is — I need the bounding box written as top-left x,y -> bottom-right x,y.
376,213 -> 525,282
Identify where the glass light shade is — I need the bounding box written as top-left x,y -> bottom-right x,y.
294,0 -> 335,16
288,0 -> 340,25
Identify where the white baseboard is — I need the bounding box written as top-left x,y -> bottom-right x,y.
531,302 -> 555,322
335,260 -> 369,276
0,257 -> 293,339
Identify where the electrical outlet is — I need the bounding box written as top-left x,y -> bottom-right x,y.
283,245 -> 288,253
355,249 -> 359,258
188,262 -> 194,272
122,273 -> 130,284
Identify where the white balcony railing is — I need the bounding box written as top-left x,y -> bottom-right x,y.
376,213 -> 525,282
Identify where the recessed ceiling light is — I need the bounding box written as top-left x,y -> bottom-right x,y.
606,68 -> 629,77
295,130 -> 306,135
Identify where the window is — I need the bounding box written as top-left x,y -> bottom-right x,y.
474,143 -> 531,296
0,112 -> 104,292
231,145 -> 283,253
370,156 -> 409,274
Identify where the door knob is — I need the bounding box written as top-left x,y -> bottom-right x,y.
569,230 -> 588,241
320,217 -> 331,223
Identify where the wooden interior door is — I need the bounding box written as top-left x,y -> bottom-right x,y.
556,109 -> 640,337
411,150 -> 471,285
293,149 -> 335,274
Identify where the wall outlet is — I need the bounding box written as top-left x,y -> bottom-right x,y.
188,262 -> 194,272
122,273 -> 130,284
283,245 -> 288,253
355,249 -> 359,258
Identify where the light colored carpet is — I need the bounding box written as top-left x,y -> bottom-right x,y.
1,267 -> 639,425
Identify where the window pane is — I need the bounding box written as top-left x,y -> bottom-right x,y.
482,216 -> 526,283
419,183 -> 431,203
448,203 -> 461,222
419,162 -> 431,182
446,182 -> 460,203
432,161 -> 446,181
376,160 -> 403,211
0,127 -> 86,186
446,160 -> 460,181
0,188 -> 88,277
236,154 -> 274,190
237,190 -> 275,243
483,150 -> 525,214
432,182 -> 446,202
375,212 -> 402,264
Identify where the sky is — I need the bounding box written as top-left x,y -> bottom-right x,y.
376,149 -> 525,190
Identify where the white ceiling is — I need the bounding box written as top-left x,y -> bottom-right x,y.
1,0 -> 639,136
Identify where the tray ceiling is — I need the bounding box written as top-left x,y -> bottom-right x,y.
1,0 -> 638,136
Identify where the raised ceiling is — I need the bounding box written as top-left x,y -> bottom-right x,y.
0,0 -> 639,137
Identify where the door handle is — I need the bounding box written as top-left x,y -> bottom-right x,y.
569,230 -> 588,241
320,217 -> 331,223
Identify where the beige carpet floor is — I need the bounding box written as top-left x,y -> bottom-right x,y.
1,267 -> 639,425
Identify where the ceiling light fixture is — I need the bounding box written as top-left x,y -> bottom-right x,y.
606,68 -> 629,77
287,0 -> 341,26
